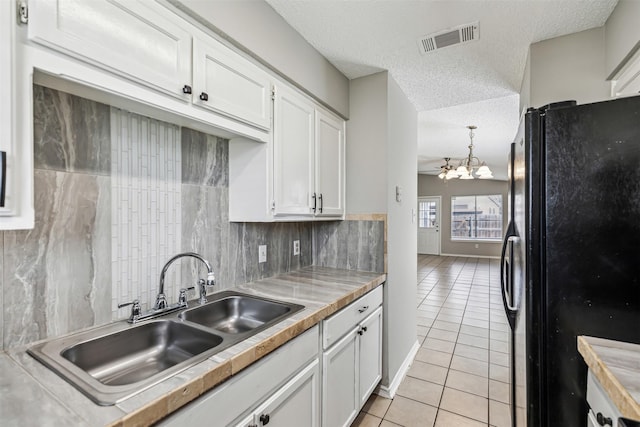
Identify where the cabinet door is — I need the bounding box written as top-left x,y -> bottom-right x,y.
193,37 -> 272,130
358,307 -> 383,407
273,85 -> 314,216
28,0 -> 191,99
314,109 -> 345,217
247,360 -> 320,427
322,329 -> 359,427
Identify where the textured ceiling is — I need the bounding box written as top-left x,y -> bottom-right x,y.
264,0 -> 618,179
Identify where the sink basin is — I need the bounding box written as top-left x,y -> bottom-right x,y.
28,320 -> 227,405
180,291 -> 305,335
61,320 -> 223,386
27,291 -> 304,405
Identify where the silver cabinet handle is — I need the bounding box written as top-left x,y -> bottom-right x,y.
358,305 -> 369,313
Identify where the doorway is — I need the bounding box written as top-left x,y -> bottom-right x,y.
417,196 -> 441,255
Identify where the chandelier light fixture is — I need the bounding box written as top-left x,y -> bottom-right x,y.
438,125 -> 493,180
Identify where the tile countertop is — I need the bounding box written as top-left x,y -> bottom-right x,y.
0,266 -> 386,427
578,336 -> 640,420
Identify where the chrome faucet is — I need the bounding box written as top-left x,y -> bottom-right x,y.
155,252 -> 215,310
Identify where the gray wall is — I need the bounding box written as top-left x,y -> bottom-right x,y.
529,27 -> 609,108
347,72 -> 417,391
174,0 -> 350,118
520,0 -> 640,112
346,72 -> 388,214
0,86 -> 382,351
385,74 -> 418,388
418,174 -> 508,258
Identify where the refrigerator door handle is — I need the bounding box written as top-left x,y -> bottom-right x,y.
500,222 -> 518,328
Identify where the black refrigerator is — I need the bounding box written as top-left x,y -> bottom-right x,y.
501,96 -> 640,427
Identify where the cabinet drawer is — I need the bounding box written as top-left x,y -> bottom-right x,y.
323,286 -> 382,350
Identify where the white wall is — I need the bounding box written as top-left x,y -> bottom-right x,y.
174,0 -> 349,117
347,71 -> 417,391
605,0 -> 640,78
529,27 -> 609,108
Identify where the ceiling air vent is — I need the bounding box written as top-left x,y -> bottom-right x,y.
418,22 -> 479,54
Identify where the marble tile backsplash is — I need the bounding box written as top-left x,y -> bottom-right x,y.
313,220 -> 385,273
0,85 -> 383,350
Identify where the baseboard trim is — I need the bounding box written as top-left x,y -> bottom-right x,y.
439,253 -> 500,260
376,339 -> 420,399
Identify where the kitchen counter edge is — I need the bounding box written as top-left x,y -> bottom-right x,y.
577,335 -> 640,420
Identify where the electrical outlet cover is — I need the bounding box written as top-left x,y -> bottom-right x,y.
259,245 -> 267,263
293,240 -> 300,256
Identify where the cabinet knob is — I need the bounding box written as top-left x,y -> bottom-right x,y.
259,414 -> 270,425
362,326 -> 368,333
357,329 -> 363,336
596,412 -> 612,426
312,192 -> 317,213
318,193 -> 323,213
358,305 -> 369,313
199,92 -> 209,101
182,85 -> 192,94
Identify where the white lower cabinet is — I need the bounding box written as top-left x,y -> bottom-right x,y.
158,326 -> 319,427
323,329 -> 359,427
237,360 -> 320,427
357,308 -> 383,407
322,288 -> 384,427
586,370 -> 621,427
158,287 -> 384,427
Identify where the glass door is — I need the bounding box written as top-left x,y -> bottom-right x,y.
417,196 -> 440,255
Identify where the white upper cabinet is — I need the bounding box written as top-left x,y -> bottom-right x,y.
0,0 -> 33,229
610,49 -> 640,98
193,37 -> 272,130
315,109 -> 345,217
273,84 -> 315,217
229,84 -> 345,222
269,84 -> 345,219
28,0 -> 192,100
17,0 -> 343,226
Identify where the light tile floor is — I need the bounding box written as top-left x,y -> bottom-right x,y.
352,255 -> 512,427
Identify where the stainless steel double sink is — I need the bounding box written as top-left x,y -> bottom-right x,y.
27,291 -> 304,405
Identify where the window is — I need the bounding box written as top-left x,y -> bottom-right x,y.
418,200 -> 437,228
451,195 -> 503,241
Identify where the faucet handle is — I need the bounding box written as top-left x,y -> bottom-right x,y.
154,293 -> 168,311
179,286 -> 195,306
118,299 -> 141,323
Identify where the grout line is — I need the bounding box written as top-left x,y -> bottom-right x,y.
418,255 -> 502,427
